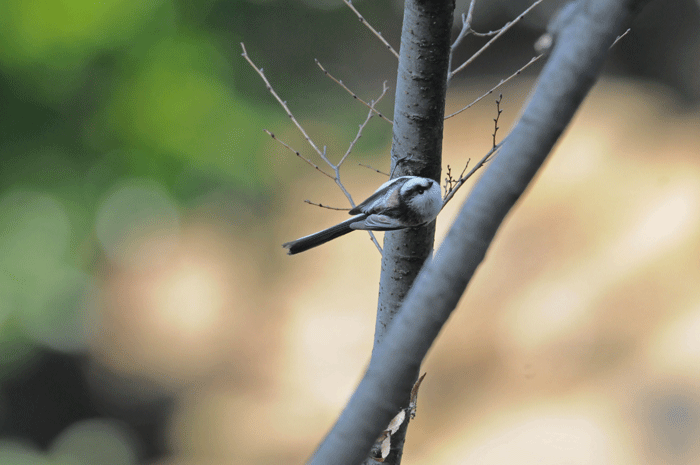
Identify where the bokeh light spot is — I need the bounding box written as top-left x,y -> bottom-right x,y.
50,419 -> 138,465
20,267 -> 94,352
0,440 -> 44,465
95,178 -> 180,270
0,190 -> 71,272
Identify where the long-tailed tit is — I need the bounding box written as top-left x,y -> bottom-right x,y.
283,176 -> 442,255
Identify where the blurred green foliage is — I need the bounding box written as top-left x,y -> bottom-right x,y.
0,1 -> 400,459
0,0 -> 397,372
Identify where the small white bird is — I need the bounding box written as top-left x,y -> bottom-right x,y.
283,176 -> 442,255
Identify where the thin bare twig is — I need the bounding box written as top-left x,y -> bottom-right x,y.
264,130 -> 334,180
470,14 -> 530,38
365,231 -> 383,254
448,0 -> 543,82
332,85 -> 390,255
442,143 -> 500,208
325,81 -> 389,205
408,372 -> 427,419
536,23 -> 628,56
492,94 -> 503,148
337,83 -> 390,169
443,164 -> 464,194
611,28 -> 631,48
359,163 -> 389,177
241,43 -> 324,157
443,96 -> 504,206
445,54 -> 542,120
454,0 -> 533,44
343,0 -> 399,59
316,60 -> 393,124
451,0 -> 478,53
304,200 -> 351,211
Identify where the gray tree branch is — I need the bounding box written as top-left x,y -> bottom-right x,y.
309,0 -> 649,464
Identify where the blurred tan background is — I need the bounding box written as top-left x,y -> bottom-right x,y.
1,0 -> 700,464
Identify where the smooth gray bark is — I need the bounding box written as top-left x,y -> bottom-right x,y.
374,0 -> 455,347
370,1 -> 454,463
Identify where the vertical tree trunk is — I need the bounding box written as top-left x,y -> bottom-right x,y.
369,1 -> 455,463
374,0 -> 454,346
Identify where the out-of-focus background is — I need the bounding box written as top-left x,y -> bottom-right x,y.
2,0 -> 700,464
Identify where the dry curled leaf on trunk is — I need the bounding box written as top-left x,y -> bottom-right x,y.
408,372 -> 427,419
375,430 -> 391,462
372,373 -> 428,462
372,409 -> 406,461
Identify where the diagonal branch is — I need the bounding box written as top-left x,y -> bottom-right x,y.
450,0 -> 478,53
343,0 -> 399,59
337,82 -> 390,169
445,54 -> 543,120
263,130 -> 335,179
448,0 -> 543,83
316,60 -> 393,124
241,43 -> 324,157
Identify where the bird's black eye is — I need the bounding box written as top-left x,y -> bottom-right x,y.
417,182 -> 432,194
404,180 -> 432,197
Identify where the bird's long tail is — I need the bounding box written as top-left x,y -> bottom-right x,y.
282,215 -> 365,255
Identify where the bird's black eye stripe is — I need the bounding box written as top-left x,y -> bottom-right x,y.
408,182 -> 430,196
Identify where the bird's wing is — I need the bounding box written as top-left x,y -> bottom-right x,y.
351,214 -> 404,231
349,177 -> 407,215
